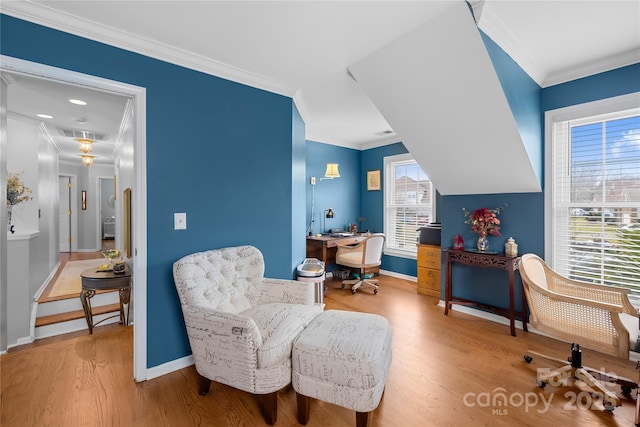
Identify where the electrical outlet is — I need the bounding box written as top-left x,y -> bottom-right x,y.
310,177 -> 316,185
174,212 -> 187,230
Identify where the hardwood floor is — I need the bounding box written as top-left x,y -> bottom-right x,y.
2,274 -> 638,426
38,239 -> 115,302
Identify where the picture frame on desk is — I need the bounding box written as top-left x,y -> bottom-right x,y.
367,169 -> 381,191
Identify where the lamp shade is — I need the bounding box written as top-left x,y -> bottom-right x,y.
324,163 -> 340,179
78,138 -> 93,153
81,154 -> 95,166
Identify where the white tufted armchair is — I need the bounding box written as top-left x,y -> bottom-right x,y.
173,245 -> 323,425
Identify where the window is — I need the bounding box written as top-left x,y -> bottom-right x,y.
546,93 -> 640,295
384,153 -> 435,258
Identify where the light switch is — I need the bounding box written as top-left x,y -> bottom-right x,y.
174,212 -> 187,230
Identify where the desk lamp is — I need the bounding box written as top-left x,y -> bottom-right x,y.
324,208 -> 334,233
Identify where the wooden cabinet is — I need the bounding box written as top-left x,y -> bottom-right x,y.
417,244 -> 441,298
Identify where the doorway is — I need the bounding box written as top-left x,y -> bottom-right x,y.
1,55 -> 148,381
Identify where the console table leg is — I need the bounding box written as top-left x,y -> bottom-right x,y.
509,268 -> 516,336
79,289 -> 96,334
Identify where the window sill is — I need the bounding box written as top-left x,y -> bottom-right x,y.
383,248 -> 417,260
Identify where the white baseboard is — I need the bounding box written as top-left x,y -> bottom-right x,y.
328,269 -> 417,282
379,269 -> 416,282
438,301 -> 640,363
7,335 -> 34,350
436,300 -> 525,331
33,261 -> 61,301
147,354 -> 194,380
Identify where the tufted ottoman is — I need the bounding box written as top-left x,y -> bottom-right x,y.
292,309 -> 393,427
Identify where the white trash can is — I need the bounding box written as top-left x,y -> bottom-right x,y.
296,258 -> 326,304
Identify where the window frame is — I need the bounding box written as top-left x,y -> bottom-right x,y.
544,92 -> 640,298
383,153 -> 435,259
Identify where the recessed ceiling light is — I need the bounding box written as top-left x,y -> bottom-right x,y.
37,114 -> 54,119
69,99 -> 87,106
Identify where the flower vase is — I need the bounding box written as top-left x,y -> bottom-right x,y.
477,236 -> 489,252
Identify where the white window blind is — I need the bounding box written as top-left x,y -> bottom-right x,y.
384,153 -> 435,258
550,102 -> 640,293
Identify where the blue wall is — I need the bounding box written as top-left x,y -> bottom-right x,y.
360,142 -> 416,275
1,14 -> 306,368
481,31 -> 543,185
305,141 -> 361,235
542,63 -> 640,113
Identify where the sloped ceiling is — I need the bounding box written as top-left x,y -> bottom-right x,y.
350,2 -> 540,195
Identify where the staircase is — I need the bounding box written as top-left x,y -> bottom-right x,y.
35,291 -> 122,338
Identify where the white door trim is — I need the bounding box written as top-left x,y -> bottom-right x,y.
1,55 -> 148,381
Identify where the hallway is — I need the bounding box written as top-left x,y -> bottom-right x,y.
37,239 -> 116,303
33,239 -> 123,338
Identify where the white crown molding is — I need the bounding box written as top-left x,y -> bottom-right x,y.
478,3 -> 640,88
304,134 -> 363,150
477,3 -> 546,86
305,132 -> 401,151
1,1 -> 298,98
543,48 -> 640,88
359,135 -> 403,151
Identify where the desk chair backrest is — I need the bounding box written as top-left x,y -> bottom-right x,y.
336,233 -> 385,269
363,234 -> 386,265
519,253 -> 638,358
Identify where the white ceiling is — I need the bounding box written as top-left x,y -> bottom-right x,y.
2,0 -> 639,162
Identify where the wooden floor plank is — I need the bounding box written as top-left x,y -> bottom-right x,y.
2,275 -> 638,426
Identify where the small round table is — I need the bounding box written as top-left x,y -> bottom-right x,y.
80,264 -> 131,334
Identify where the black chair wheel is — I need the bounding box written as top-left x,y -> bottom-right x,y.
351,289 -> 357,294
524,355 -> 533,363
604,402 -> 615,412
341,284 -> 345,289
537,380 -> 546,389
374,289 -> 378,294
622,385 -> 632,395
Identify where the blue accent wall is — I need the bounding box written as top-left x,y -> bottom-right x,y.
440,193 -> 544,312
361,143 -> 410,274
542,63 -> 640,113
305,141 -> 360,237
481,31 -> 543,186
1,14 -> 305,368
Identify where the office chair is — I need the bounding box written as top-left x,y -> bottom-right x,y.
519,253 -> 639,412
336,233 -> 385,294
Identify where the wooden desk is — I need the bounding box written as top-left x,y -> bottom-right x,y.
444,249 -> 526,337
80,265 -> 131,334
306,234 -> 368,267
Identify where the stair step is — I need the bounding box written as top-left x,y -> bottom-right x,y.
37,291 -> 118,317
35,303 -> 121,327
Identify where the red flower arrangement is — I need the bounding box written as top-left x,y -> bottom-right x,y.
462,205 -> 507,238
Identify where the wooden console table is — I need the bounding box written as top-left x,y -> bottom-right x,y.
80,265 -> 131,334
444,249 -> 526,336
